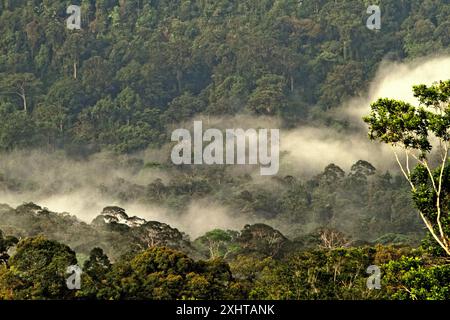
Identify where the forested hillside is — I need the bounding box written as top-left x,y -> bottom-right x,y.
1,0 -> 449,152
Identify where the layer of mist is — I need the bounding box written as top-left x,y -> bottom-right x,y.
1,55 -> 449,237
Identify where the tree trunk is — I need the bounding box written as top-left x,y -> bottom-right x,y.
23,95 -> 27,112
73,61 -> 77,79
343,40 -> 348,60
176,70 -> 182,93
19,90 -> 27,112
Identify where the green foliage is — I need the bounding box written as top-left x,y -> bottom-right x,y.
410,162 -> 450,256
0,229 -> 18,264
0,231 -> 447,300
90,246 -> 240,300
383,255 -> 450,300
0,236 -> 77,299
247,74 -> 287,115
364,80 -> 450,153
194,229 -> 240,259
248,247 -> 382,300
0,102 -> 37,150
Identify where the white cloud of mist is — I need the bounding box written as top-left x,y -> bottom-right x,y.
280,127 -> 395,176
343,55 -> 450,125
179,201 -> 252,238
0,150 -> 167,221
0,150 -> 250,237
125,200 -> 251,239
281,55 -> 450,175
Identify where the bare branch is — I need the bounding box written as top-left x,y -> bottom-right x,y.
392,146 -> 415,191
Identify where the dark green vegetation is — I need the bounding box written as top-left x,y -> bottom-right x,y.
1,0 -> 450,152
0,229 -> 449,300
1,0 -> 450,300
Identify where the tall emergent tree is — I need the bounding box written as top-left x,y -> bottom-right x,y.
363,80 -> 450,256
0,73 -> 41,112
